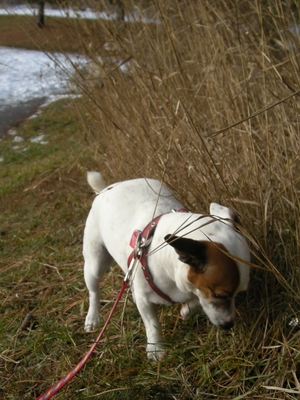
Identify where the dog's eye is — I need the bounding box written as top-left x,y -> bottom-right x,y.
213,293 -> 230,301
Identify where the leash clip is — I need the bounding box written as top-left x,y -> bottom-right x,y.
125,231 -> 143,283
124,257 -> 138,283
133,231 -> 143,259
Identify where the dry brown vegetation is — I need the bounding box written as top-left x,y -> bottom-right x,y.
1,0 -> 300,399
78,0 -> 300,305
72,0 -> 300,396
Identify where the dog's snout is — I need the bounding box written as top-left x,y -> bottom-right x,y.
220,320 -> 234,330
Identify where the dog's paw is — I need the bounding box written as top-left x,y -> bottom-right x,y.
180,300 -> 201,320
146,343 -> 165,361
180,304 -> 190,320
84,314 -> 100,332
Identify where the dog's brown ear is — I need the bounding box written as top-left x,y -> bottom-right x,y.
164,234 -> 207,273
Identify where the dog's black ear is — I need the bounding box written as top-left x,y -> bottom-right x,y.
164,234 -> 208,273
229,208 -> 239,224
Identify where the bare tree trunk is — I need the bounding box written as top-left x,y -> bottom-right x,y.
37,1 -> 45,28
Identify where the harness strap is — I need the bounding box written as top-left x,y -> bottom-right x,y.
127,215 -> 176,304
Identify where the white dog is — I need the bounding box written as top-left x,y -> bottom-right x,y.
83,172 -> 250,360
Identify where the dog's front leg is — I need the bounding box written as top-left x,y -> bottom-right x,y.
136,299 -> 164,361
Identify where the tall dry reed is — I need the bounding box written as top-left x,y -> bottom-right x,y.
57,0 -> 300,396
73,0 -> 300,296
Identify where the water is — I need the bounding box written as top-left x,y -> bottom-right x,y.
0,46 -> 84,135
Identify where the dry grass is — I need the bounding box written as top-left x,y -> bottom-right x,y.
1,0 -> 300,399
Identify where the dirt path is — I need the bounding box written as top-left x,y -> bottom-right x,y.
0,97 -> 46,136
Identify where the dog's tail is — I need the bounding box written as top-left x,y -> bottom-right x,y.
87,171 -> 106,194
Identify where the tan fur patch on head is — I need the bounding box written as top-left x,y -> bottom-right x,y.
187,241 -> 240,300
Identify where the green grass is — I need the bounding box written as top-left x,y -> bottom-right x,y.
0,98 -> 93,399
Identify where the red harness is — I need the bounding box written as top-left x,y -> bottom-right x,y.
127,209 -> 187,304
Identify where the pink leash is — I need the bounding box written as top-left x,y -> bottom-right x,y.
36,278 -> 129,400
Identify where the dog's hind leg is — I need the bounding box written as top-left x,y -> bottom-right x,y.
83,216 -> 113,332
83,245 -> 113,331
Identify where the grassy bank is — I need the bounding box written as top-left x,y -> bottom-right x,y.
0,98 -> 96,399
1,0 -> 300,399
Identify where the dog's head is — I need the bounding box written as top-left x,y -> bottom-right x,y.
164,233 -> 249,330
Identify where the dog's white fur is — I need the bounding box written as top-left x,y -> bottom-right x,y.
83,172 -> 250,360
